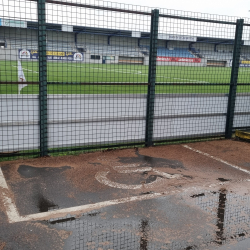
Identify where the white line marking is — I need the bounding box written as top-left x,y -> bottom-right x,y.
91,67 -> 144,76
113,163 -> 140,169
71,65 -> 209,83
113,164 -> 180,178
12,65 -> 38,74
183,145 -> 250,175
95,170 -> 163,189
157,75 -> 209,84
113,164 -> 151,173
95,164 -> 181,189
1,150 -> 249,224
71,65 -> 145,75
153,169 -> 181,179
14,178 -> 250,223
0,168 -> 21,223
10,63 -> 208,83
1,161 -> 249,223
15,191 -> 176,223
22,67 -> 38,74
114,168 -> 152,173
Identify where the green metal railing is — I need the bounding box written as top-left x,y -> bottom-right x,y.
225,19 -> 244,139
145,9 -> 159,147
38,0 -> 48,156
1,0 -> 250,160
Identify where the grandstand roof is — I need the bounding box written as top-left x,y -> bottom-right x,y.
16,21 -> 237,45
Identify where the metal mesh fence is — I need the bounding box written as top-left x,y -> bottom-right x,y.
1,0 -> 250,160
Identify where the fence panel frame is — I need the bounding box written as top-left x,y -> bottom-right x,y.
2,0 -> 250,161
145,9 -> 159,147
225,19 -> 244,139
38,0 -> 48,156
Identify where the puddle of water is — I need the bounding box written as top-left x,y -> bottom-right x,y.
47,190 -> 250,250
215,237 -> 250,250
18,165 -> 71,178
118,149 -> 185,169
216,190 -> 227,245
217,178 -> 231,182
50,217 -> 76,225
190,193 -> 205,198
5,164 -> 79,215
145,174 -> 162,184
37,194 -> 58,213
140,191 -> 154,195
139,219 -> 149,250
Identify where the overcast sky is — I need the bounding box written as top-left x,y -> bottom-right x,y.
104,0 -> 250,19
1,0 -> 250,40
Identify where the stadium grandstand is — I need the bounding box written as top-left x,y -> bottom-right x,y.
1,19 -> 250,67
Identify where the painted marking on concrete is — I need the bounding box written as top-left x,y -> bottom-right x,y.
0,168 -> 21,223
153,169 -> 181,179
11,178 -> 250,223
114,167 -> 152,173
13,185 -> 216,223
1,162 -> 250,223
113,164 -> 151,173
15,192 -> 171,223
183,145 -> 250,175
95,164 -> 181,189
95,170 -> 164,189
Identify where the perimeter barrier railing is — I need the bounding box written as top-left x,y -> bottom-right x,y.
1,0 -> 250,160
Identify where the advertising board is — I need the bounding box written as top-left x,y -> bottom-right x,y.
1,19 -> 27,28
229,60 -> 250,67
157,56 -> 201,63
19,49 -> 84,61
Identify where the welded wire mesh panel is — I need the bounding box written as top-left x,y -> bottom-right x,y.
0,0 -> 40,161
153,11 -> 237,142
44,0 -> 152,156
233,23 -> 250,130
1,0 -> 250,161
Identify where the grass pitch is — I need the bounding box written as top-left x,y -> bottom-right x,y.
0,60 -> 250,94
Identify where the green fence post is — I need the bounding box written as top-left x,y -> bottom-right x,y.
225,19 -> 244,139
38,0 -> 48,156
145,9 -> 159,147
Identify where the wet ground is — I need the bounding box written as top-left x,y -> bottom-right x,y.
1,140 -> 250,249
